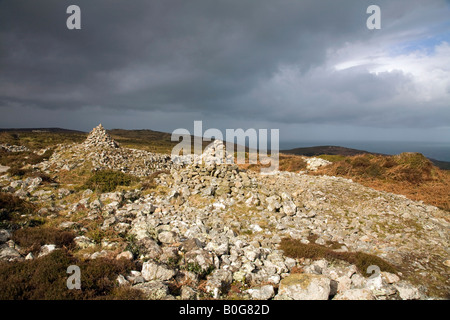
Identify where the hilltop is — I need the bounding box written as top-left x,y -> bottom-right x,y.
282,145 -> 376,157
281,145 -> 450,171
0,125 -> 449,300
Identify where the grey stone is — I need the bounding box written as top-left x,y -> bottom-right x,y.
184,249 -> 217,272
38,244 -> 56,258
141,261 -> 176,281
0,229 -> 11,244
394,281 -> 421,300
0,244 -> 23,261
158,230 -> 178,244
180,286 -> 198,300
206,269 -> 233,298
333,288 -> 375,300
116,251 -> 134,260
138,238 -> 163,260
246,285 -> 275,300
277,274 -> 331,300
74,236 -> 95,249
133,281 -> 169,300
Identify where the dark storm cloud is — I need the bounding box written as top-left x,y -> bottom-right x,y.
0,0 -> 449,135
0,0 -> 369,107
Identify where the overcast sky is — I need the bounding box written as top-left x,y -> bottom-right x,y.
1,0 -> 450,144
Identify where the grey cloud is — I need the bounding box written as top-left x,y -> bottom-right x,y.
0,0 -> 449,138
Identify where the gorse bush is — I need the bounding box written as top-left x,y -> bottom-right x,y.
82,170 -> 136,193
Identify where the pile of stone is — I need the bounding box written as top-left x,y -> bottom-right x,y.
37,124 -> 179,177
303,157 -> 332,171
200,140 -> 234,165
0,144 -> 29,152
172,140 -> 234,166
165,163 -> 255,198
83,124 -> 119,149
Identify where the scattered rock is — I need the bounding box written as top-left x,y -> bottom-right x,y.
0,244 -> 23,261
37,244 -> 56,258
116,251 -> 134,260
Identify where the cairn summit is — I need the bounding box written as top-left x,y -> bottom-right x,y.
84,124 -> 119,149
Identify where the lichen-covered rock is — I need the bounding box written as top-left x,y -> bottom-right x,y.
333,288 -> 375,300
133,281 -> 170,300
246,285 -> 275,300
277,274 -> 331,300
141,261 -> 176,281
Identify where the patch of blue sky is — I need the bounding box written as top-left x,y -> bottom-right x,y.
388,21 -> 450,56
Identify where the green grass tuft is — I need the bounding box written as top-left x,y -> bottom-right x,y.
82,170 -> 137,193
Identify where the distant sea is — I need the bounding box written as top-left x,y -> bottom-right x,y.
280,141 -> 450,162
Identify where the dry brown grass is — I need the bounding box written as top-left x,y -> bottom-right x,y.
12,227 -> 76,254
313,153 -> 450,212
280,237 -> 397,275
0,249 -> 142,300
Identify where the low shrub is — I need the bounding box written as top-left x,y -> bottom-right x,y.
7,166 -> 32,178
0,250 -> 142,300
280,237 -> 397,275
12,227 -> 76,254
0,193 -> 37,226
79,257 -> 137,298
82,170 -> 137,193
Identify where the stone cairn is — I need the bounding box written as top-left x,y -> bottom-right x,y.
83,124 -> 119,149
200,139 -> 234,165
172,139 -> 234,166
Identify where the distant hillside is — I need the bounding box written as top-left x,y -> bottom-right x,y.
0,128 -> 87,149
281,145 -> 450,170
281,145 -> 381,157
0,127 -> 84,133
1,128 -> 449,170
429,158 -> 450,170
108,129 -> 177,154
